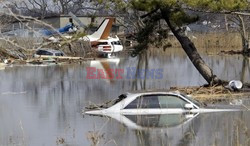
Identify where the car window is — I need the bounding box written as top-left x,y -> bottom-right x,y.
112,41 -> 122,45
98,42 -> 108,45
181,94 -> 202,107
117,41 -> 122,45
36,50 -> 45,55
36,50 -> 53,56
55,53 -> 63,56
158,95 -> 187,108
125,95 -> 160,109
44,51 -> 53,56
125,94 -> 188,109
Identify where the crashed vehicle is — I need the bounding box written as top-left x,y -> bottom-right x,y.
84,91 -> 240,116
96,38 -> 123,57
34,49 -> 65,57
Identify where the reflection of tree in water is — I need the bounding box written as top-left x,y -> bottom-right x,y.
241,56 -> 250,83
134,131 -> 150,146
132,51 -> 149,90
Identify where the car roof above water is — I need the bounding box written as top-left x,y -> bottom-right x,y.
124,90 -> 202,108
125,90 -> 181,96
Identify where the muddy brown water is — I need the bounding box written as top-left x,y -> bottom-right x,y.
0,48 -> 250,146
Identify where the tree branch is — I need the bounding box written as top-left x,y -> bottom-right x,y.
140,8 -> 159,19
184,6 -> 250,16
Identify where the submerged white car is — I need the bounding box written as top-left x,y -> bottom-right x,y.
84,91 -> 240,115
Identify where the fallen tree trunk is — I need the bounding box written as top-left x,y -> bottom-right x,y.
36,55 -> 85,60
0,47 -> 27,60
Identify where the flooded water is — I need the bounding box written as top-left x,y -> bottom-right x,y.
0,48 -> 250,146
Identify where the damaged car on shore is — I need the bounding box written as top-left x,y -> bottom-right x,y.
34,48 -> 65,58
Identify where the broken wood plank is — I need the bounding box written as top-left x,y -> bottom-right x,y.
0,63 -> 6,70
37,55 -> 84,60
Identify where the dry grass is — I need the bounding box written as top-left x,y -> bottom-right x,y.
170,86 -> 250,103
167,32 -> 243,54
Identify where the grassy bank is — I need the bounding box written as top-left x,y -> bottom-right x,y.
167,32 -> 243,54
170,86 -> 250,103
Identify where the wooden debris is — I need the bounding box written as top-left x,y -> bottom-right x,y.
25,56 -> 95,65
0,63 -> 6,70
221,50 -> 250,56
37,55 -> 84,60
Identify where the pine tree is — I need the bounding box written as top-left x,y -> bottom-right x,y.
99,0 -> 250,85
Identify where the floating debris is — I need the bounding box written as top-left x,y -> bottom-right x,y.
0,63 -> 7,70
1,91 -> 27,95
228,80 -> 243,91
230,99 -> 243,106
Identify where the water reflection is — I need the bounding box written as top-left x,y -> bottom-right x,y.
109,113 -> 198,130
98,111 -> 250,146
132,51 -> 149,90
90,58 -> 120,83
241,56 -> 250,83
127,113 -> 199,146
0,48 -> 249,145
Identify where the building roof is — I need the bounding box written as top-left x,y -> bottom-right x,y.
42,14 -> 122,19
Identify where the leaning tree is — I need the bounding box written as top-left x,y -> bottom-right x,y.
97,0 -> 250,86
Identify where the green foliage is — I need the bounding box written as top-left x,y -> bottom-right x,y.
123,0 -> 249,27
169,9 -> 199,26
97,0 -> 104,3
130,0 -> 178,11
131,0 -> 157,11
111,0 -> 128,10
132,14 -> 160,56
130,0 -> 248,12
183,0 -> 249,11
101,0 -> 250,56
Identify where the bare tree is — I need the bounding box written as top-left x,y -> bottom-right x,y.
12,0 -> 52,18
57,0 -> 105,15
225,14 -> 250,53
56,0 -> 71,14
11,0 -> 106,17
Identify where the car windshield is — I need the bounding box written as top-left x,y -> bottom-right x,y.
55,52 -> 64,56
36,50 -> 53,56
181,94 -> 203,107
125,94 -> 189,109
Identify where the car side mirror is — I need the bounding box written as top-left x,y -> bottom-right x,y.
184,104 -> 194,110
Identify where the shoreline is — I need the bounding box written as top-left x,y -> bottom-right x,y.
170,86 -> 250,103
